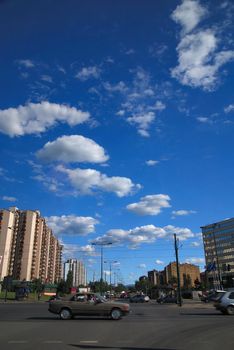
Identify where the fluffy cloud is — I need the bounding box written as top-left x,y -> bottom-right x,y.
2,196 -> 17,202
46,215 -> 99,235
127,112 -> 156,137
191,241 -> 200,247
171,0 -> 207,34
224,104 -> 234,113
155,259 -> 164,265
76,66 -> 101,81
57,165 -> 140,197
62,243 -> 97,259
127,194 -> 171,216
172,209 -> 196,217
185,257 -> 205,265
92,224 -> 194,248
36,135 -> 109,164
103,81 -> 128,93
138,264 -> 147,269
17,59 -> 35,68
171,1 -> 234,90
146,160 -> 159,166
0,101 -> 90,137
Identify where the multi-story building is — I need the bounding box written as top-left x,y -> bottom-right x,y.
164,262 -> 200,288
148,269 -> 165,286
147,263 -> 200,288
0,207 -> 63,283
63,259 -> 87,287
201,218 -> 234,288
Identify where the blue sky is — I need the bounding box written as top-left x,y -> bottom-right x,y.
0,0 -> 234,284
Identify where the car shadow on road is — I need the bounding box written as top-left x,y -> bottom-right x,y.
69,345 -> 175,350
27,316 -> 111,321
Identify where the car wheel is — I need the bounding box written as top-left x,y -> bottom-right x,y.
110,308 -> 122,320
60,308 -> 72,320
226,306 -> 234,315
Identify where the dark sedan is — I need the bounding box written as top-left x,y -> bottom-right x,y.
48,292 -> 130,320
157,295 -> 177,304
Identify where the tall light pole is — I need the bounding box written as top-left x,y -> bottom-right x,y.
174,234 -> 182,307
91,241 -> 112,295
104,260 -> 118,293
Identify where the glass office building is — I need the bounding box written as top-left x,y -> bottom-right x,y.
201,218 -> 234,289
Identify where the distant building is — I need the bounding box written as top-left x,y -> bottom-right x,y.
148,269 -> 165,286
201,218 -> 234,288
63,259 -> 87,287
0,207 -> 62,283
147,263 -> 200,288
165,262 -> 200,288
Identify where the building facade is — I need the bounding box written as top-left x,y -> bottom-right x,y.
147,263 -> 200,288
0,207 -> 63,283
201,218 -> 234,289
165,262 -> 200,288
63,259 -> 87,287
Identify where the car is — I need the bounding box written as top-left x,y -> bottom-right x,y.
200,290 -> 226,303
48,292 -> 130,320
214,289 -> 234,315
157,295 -> 177,304
129,294 -> 150,303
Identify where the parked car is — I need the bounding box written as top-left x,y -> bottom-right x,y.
157,295 -> 177,304
48,292 -> 130,320
200,290 -> 226,303
214,289 -> 234,315
129,295 -> 150,303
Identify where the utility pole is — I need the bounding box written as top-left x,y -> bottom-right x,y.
174,234 -> 182,307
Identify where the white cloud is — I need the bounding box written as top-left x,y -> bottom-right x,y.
57,165 -> 141,197
0,101 -> 90,137
103,81 -> 128,93
185,257 -> 205,265
224,104 -> 234,113
171,27 -> 234,90
62,243 -> 97,259
146,160 -> 159,166
155,259 -> 164,265
151,101 -> 166,111
2,196 -> 17,202
127,112 -> 156,137
197,117 -> 211,123
172,209 -> 196,217
171,0 -> 207,35
76,66 -> 101,81
36,135 -> 109,164
45,215 -> 99,236
17,59 -> 35,68
138,263 -> 147,269
92,224 -> 194,248
191,241 -> 200,247
127,194 -> 171,216
41,75 -> 53,83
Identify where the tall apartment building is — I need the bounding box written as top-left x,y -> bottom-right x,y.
0,207 -> 63,283
201,218 -> 234,288
63,259 -> 87,287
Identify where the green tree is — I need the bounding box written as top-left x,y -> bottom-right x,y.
56,279 -> 67,295
65,270 -> 73,293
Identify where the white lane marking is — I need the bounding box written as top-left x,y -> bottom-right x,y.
80,340 -> 99,344
8,341 -> 28,344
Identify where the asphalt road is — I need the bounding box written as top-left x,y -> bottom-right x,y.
0,301 -> 233,350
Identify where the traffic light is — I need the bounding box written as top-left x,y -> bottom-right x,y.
227,264 -> 231,271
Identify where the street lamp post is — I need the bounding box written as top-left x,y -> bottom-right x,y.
91,242 -> 112,295
104,260 -> 118,294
